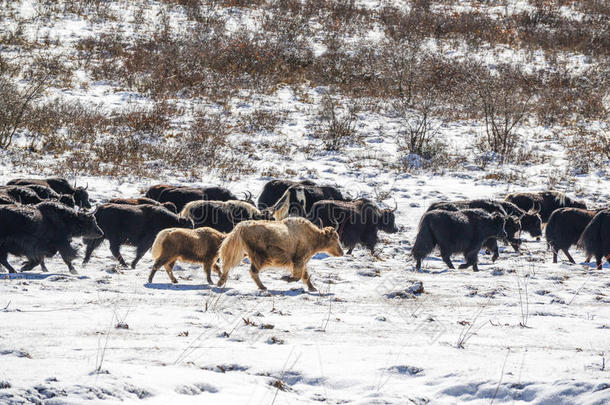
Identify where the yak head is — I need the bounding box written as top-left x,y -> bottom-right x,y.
503,215 -> 522,245
378,200 -> 399,233
74,184 -> 91,209
492,213 -> 508,239
77,211 -> 103,239
519,210 -> 542,238
321,227 -> 344,257
162,201 -> 178,213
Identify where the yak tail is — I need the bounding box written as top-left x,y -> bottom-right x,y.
411,216 -> 436,260
151,229 -> 171,260
578,213 -> 602,256
220,226 -> 247,271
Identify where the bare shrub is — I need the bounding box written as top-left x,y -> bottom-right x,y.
312,93 -> 360,151
561,126 -> 610,174
0,75 -> 46,149
473,66 -> 533,164
394,91 -> 445,157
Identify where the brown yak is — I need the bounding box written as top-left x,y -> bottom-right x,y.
148,227 -> 225,284
218,217 -> 344,292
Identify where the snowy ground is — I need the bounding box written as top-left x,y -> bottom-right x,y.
0,171 -> 609,405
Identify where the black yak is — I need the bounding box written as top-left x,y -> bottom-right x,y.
144,185 -> 239,212
308,198 -> 398,255
108,197 -> 177,213
426,199 -> 521,259
0,202 -> 102,274
0,186 -> 45,205
257,179 -> 345,212
545,208 -> 603,264
180,198 -> 289,233
498,201 -> 542,238
578,209 -> 610,269
83,204 -> 193,268
8,177 -> 91,208
505,191 -> 586,223
412,209 -> 507,271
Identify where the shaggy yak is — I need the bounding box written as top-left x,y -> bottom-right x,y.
8,177 -> 91,208
498,200 -> 542,238
218,217 -> 344,292
83,204 -> 192,268
180,197 -> 290,233
426,200 -> 520,260
0,201 -> 102,274
144,185 -> 241,212
108,197 -> 178,213
545,207 -> 604,264
578,209 -> 610,270
257,179 -> 346,216
148,227 -> 225,284
412,209 -> 507,271
505,191 -> 586,223
308,198 -> 398,255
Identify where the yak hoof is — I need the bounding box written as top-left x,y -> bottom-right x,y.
458,263 -> 469,269
308,286 -> 318,293
69,269 -> 78,275
171,279 -> 178,284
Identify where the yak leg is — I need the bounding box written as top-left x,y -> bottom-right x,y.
585,255 -> 591,263
164,262 -> 178,284
461,249 -> 480,272
485,239 -> 499,262
439,246 -> 455,269
0,252 -> 16,274
131,242 -> 150,269
460,250 -> 480,271
249,264 -> 267,291
148,257 -> 168,283
415,258 -> 422,271
203,260 -> 214,285
562,249 -> 576,264
39,260 -> 48,272
83,238 -> 104,264
217,266 -> 230,288
20,259 -> 41,272
212,260 -> 222,276
552,251 -> 558,263
108,240 -> 127,267
58,245 -> 77,274
298,266 -> 316,292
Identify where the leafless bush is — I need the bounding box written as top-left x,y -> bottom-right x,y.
312,94 -> 361,151
393,87 -> 447,162
473,66 -> 533,164
561,126 -> 610,174
0,75 -> 46,149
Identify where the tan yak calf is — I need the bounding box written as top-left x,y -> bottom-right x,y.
148,227 -> 225,284
218,217 -> 344,292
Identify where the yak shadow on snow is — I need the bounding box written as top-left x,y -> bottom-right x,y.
144,282 -> 211,291
0,272 -> 86,281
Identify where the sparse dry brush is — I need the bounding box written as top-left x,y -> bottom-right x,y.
0,0 -> 608,177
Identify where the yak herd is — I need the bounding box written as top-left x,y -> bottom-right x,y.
0,177 -> 608,292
